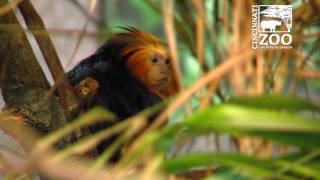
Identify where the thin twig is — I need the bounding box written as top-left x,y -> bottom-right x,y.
0,0 -> 23,16
121,49 -> 254,164
68,0 -> 105,28
67,0 -> 98,69
163,0 -> 183,90
0,24 -> 110,38
152,49 -> 254,133
230,0 -> 245,96
192,0 -> 208,71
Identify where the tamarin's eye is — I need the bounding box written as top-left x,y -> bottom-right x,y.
151,57 -> 158,64
165,58 -> 170,65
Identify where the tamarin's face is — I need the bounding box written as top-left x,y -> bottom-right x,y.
116,28 -> 178,98
125,45 -> 174,94
146,52 -> 172,91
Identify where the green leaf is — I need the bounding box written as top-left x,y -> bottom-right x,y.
162,153 -> 292,179
125,132 -> 160,164
275,160 -> 320,179
181,104 -> 320,133
155,127 -> 176,153
50,118 -> 132,162
228,95 -> 320,111
38,107 -> 115,150
206,168 -> 249,180
163,152 -> 320,179
245,132 -> 320,149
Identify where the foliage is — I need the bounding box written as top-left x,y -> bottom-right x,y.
1,0 -> 320,179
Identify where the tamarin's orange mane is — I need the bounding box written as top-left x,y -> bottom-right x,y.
108,27 -> 178,98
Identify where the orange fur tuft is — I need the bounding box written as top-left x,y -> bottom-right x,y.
114,27 -> 178,99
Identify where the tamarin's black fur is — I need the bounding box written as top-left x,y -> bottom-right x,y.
67,27 -> 177,161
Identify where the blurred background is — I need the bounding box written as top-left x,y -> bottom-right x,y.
30,0 -> 165,70
1,0 -> 320,179
14,0 -> 319,106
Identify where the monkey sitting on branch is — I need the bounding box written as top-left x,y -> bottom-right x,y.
67,27 -> 178,161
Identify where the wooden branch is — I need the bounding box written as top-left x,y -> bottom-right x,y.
17,0 -> 79,118
0,0 -> 71,145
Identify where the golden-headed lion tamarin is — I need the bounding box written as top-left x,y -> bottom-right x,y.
67,27 -> 178,161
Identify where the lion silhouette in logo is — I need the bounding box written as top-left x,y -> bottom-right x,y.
260,20 -> 281,32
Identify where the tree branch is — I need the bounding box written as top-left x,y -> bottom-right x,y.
0,0 -> 70,144
17,0 -> 79,118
